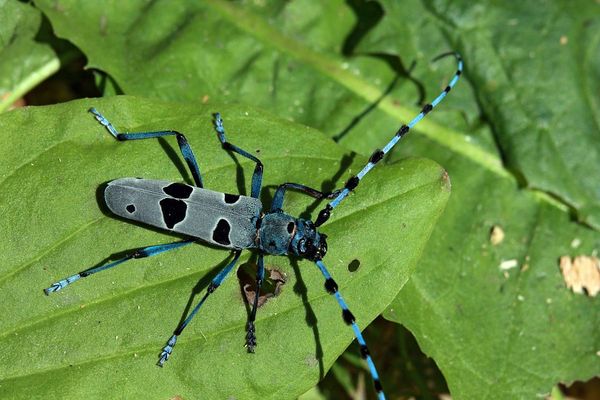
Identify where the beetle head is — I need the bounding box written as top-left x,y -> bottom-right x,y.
289,219 -> 328,261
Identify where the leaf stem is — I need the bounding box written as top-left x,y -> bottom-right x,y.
0,58 -> 57,113
0,50 -> 78,113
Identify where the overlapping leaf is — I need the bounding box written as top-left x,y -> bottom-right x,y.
355,0 -> 600,228
0,0 -> 59,112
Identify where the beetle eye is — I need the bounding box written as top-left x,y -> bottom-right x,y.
287,222 -> 295,234
321,241 -> 327,253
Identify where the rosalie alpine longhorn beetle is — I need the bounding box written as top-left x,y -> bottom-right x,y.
45,52 -> 462,400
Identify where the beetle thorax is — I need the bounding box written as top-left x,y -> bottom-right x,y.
258,212 -> 327,260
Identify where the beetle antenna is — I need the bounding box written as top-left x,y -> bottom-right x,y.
315,52 -> 463,227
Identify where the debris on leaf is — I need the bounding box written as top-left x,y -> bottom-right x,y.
490,225 -> 504,245
238,263 -> 287,307
570,238 -> 581,248
499,259 -> 518,271
559,256 -> 600,297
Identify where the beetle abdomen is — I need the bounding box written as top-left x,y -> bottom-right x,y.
104,178 -> 262,249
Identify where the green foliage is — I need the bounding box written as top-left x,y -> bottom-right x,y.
0,0 -> 59,112
2,0 -> 599,398
352,2 -> 600,398
0,97 -> 448,399
385,147 -> 599,398
33,0 -> 600,227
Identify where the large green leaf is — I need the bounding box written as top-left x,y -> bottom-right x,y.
0,0 -> 59,112
0,97 -> 449,399
26,0 -> 600,398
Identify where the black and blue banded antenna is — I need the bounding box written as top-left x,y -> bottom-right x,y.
316,52 -> 463,226
311,52 -> 462,399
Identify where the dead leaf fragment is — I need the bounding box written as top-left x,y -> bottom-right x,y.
559,256 -> 600,297
490,225 -> 505,245
499,259 -> 518,271
242,267 -> 286,307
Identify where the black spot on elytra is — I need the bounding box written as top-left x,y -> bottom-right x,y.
287,222 -> 295,234
126,204 -> 135,213
163,182 -> 193,199
159,198 -> 187,229
224,193 -> 240,204
212,219 -> 231,246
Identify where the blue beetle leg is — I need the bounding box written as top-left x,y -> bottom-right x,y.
245,253 -> 265,353
89,108 -> 204,188
270,182 -> 343,212
44,240 -> 194,295
213,113 -> 263,198
158,250 -> 242,366
315,260 -> 386,400
315,52 -> 463,227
